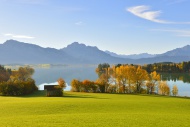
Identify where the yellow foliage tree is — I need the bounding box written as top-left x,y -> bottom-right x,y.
172,85 -> 178,96
116,65 -> 128,93
133,66 -> 149,93
158,81 -> 170,95
57,78 -> 66,89
95,63 -> 110,92
11,67 -> 34,81
146,71 -> 160,94
126,66 -> 136,93
71,79 -> 82,92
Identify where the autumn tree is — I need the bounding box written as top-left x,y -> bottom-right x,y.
115,65 -> 128,93
109,65 -> 135,93
82,80 -> 91,92
71,79 -> 82,92
141,61 -> 190,73
0,65 -> 11,82
146,71 -> 160,94
116,65 -> 137,93
107,84 -> 117,93
158,81 -> 170,95
0,78 -> 37,96
133,66 -> 149,93
95,75 -> 108,93
96,63 -> 111,92
172,85 -> 178,96
81,80 -> 96,92
109,66 -> 118,92
126,66 -> 136,93
109,65 -> 151,94
71,79 -> 97,93
0,66 -> 38,96
11,67 -> 34,81
96,63 -> 110,77
89,81 -> 97,93
57,78 -> 66,89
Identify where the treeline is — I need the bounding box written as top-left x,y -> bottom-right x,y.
161,73 -> 190,83
71,79 -> 99,93
0,80 -> 37,96
0,65 -> 12,82
71,63 -> 178,96
0,65 -> 38,96
142,61 -> 190,73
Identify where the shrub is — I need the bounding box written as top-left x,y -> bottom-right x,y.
0,80 -> 38,96
71,79 -> 82,92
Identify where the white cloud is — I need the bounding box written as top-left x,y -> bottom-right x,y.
12,35 -> 35,39
127,5 -> 190,24
4,33 -> 13,36
4,33 -> 35,39
151,29 -> 190,37
127,5 -> 167,23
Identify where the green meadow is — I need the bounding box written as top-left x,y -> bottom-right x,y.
0,91 -> 190,127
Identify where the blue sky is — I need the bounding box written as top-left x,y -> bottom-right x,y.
0,0 -> 190,55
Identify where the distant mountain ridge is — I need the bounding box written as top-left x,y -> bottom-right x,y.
159,45 -> 190,57
0,40 -> 190,64
0,40 -> 73,64
61,42 -> 132,64
0,40 -> 132,64
105,50 -> 157,59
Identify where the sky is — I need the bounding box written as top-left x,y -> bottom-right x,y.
0,0 -> 190,55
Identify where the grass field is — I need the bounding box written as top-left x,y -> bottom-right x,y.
0,91 -> 190,127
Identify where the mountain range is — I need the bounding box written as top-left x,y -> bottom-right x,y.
105,51 -> 157,59
0,40 -> 190,65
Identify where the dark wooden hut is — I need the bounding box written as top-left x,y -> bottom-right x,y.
44,85 -> 62,97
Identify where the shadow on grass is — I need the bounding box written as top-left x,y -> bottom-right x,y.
135,93 -> 190,100
4,91 -> 188,100
20,90 -> 47,98
18,91 -> 109,99
63,92 -> 109,99
87,92 -> 190,100
0,90 -> 47,98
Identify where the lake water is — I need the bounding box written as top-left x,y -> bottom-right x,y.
32,65 -> 98,91
32,65 -> 190,97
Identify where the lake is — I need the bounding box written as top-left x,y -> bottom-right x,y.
32,65 -> 190,97
32,65 -> 98,91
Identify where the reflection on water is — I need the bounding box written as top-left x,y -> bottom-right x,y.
32,65 -> 98,87
32,65 -> 190,97
160,73 -> 190,97
167,80 -> 190,97
161,73 -> 190,83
